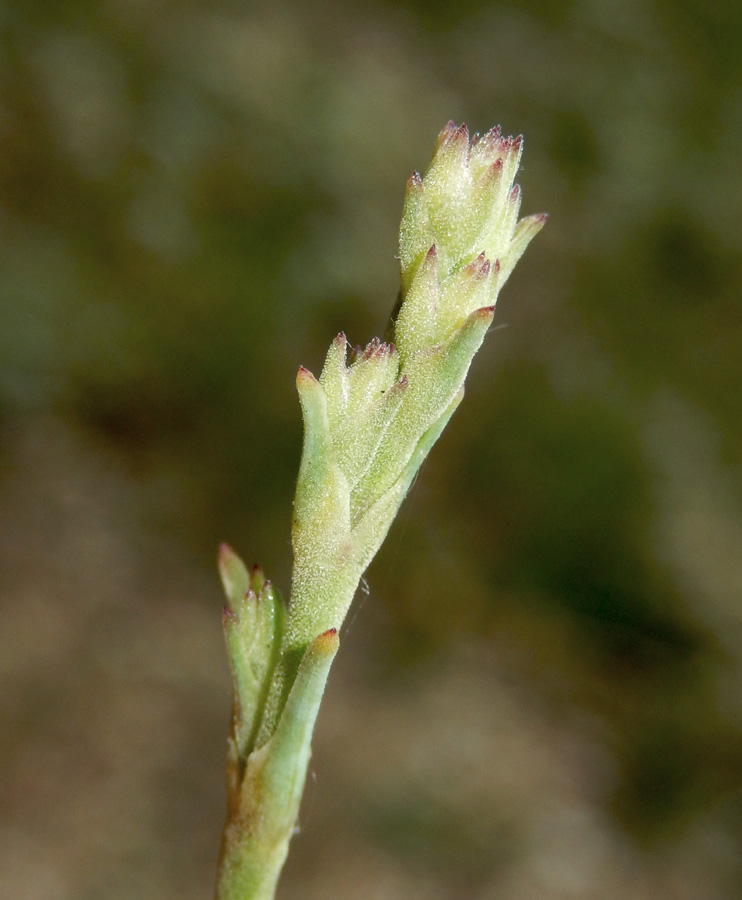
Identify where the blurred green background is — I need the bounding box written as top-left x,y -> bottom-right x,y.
1,0 -> 741,898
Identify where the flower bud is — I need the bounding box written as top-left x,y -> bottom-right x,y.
398,121 -> 546,318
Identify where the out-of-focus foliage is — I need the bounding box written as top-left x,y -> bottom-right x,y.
1,1 -> 741,898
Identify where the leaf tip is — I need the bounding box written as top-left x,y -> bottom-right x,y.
218,540 -> 237,562
407,170 -> 423,191
472,305 -> 496,322
222,604 -> 238,625
313,628 -> 340,654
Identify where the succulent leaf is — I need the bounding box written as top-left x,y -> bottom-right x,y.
219,546 -> 285,760
218,543 -> 250,608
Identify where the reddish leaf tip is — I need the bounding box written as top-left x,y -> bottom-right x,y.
297,365 -> 317,386
361,337 -> 382,360
218,542 -> 235,561
464,253 -> 491,280
313,627 -> 340,654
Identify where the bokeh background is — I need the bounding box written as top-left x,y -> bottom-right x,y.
2,0 -> 741,898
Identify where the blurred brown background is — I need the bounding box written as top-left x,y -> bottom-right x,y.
1,0 -> 741,898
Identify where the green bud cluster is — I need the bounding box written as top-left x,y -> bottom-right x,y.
216,122 -> 545,900
288,121 -> 546,660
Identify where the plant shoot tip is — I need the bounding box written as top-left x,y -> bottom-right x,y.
296,365 -> 317,385
312,628 -> 340,653
222,605 -> 238,624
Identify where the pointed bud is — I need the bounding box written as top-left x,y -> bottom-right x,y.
399,122 -> 540,298
218,543 -> 250,609
498,212 -> 548,285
